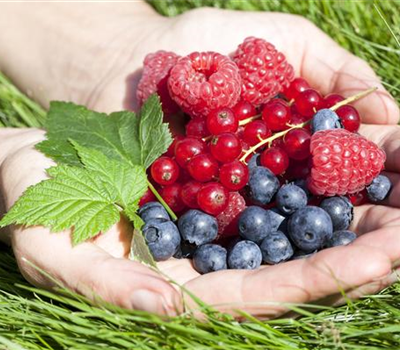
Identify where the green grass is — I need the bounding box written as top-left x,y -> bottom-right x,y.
1,0 -> 400,349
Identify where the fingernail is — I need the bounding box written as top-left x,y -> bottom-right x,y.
372,270 -> 393,282
131,289 -> 163,314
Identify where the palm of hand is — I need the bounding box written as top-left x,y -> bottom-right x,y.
3,8 -> 400,317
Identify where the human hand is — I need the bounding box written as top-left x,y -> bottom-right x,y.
0,4 -> 399,318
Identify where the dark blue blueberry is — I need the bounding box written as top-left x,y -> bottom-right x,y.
248,166 -> 280,205
291,249 -> 317,260
320,196 -> 353,231
293,179 -> 311,198
227,240 -> 262,270
366,175 -> 392,202
276,183 -> 308,215
326,230 -> 357,248
138,201 -> 169,222
266,208 -> 286,232
178,209 -> 218,246
143,218 -> 181,261
247,153 -> 261,171
173,241 -> 197,259
311,109 -> 342,133
259,231 -> 294,264
238,206 -> 272,242
193,244 -> 227,274
288,206 -> 333,252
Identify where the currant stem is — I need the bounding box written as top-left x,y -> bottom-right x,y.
239,121 -> 309,163
147,180 -> 178,221
330,87 -> 377,111
238,113 -> 261,126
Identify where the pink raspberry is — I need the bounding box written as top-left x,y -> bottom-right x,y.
136,50 -> 180,115
233,37 -> 294,106
308,129 -> 386,196
216,192 -> 246,237
168,52 -> 241,118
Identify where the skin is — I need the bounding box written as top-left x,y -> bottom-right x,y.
0,2 -> 400,318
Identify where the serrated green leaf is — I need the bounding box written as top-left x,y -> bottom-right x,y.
129,228 -> 157,268
72,141 -> 147,209
0,165 -> 120,245
0,142 -> 149,245
36,95 -> 172,169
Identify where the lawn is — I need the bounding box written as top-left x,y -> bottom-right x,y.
0,0 -> 399,349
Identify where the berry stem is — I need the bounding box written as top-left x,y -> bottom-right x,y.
238,113 -> 261,126
330,87 -> 377,111
147,180 -> 178,221
239,121 -> 309,163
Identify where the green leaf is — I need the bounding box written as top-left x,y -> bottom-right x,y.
36,95 -> 172,169
0,143 -> 148,245
0,165 -> 120,245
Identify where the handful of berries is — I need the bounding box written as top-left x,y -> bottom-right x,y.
136,37 -> 392,274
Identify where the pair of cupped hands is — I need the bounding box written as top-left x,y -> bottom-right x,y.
0,4 -> 399,318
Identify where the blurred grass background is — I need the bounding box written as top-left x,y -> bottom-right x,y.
0,0 -> 399,349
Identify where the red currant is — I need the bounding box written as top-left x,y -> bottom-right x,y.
295,89 -> 323,117
348,189 -> 369,206
150,156 -> 180,186
219,160 -> 249,191
160,183 -> 186,212
289,111 -> 307,125
197,182 -> 229,215
210,133 -> 242,163
283,78 -> 310,100
180,180 -> 202,209
232,100 -> 257,121
139,187 -> 156,207
175,137 -> 206,168
242,120 -> 271,146
262,99 -> 291,131
165,135 -> 184,157
206,107 -> 238,135
283,128 -> 311,160
323,93 -> 344,109
187,153 -> 219,182
336,105 -> 360,132
260,147 -> 289,175
186,117 -> 209,138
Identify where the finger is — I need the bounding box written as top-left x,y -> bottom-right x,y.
351,204 -> 400,235
12,225 -> 183,316
184,245 -> 390,317
300,23 -> 399,125
359,124 -> 400,172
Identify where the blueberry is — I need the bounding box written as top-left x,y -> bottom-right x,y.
138,201 -> 169,222
247,153 -> 261,171
293,179 -> 311,198
238,206 -> 272,242
143,218 -> 181,261
266,208 -> 286,232
276,183 -> 308,215
288,206 -> 333,252
173,241 -> 197,259
311,109 -> 342,133
326,230 -> 357,248
248,166 -> 280,205
259,231 -> 294,264
366,175 -> 392,202
193,244 -> 227,274
178,209 -> 218,246
320,196 -> 353,231
227,240 -> 262,270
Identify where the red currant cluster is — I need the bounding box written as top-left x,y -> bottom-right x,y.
142,75 -> 362,223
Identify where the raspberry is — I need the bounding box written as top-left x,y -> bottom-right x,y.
216,192 -> 246,237
168,52 -> 241,118
136,50 -> 180,115
233,37 -> 294,106
308,129 -> 386,196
